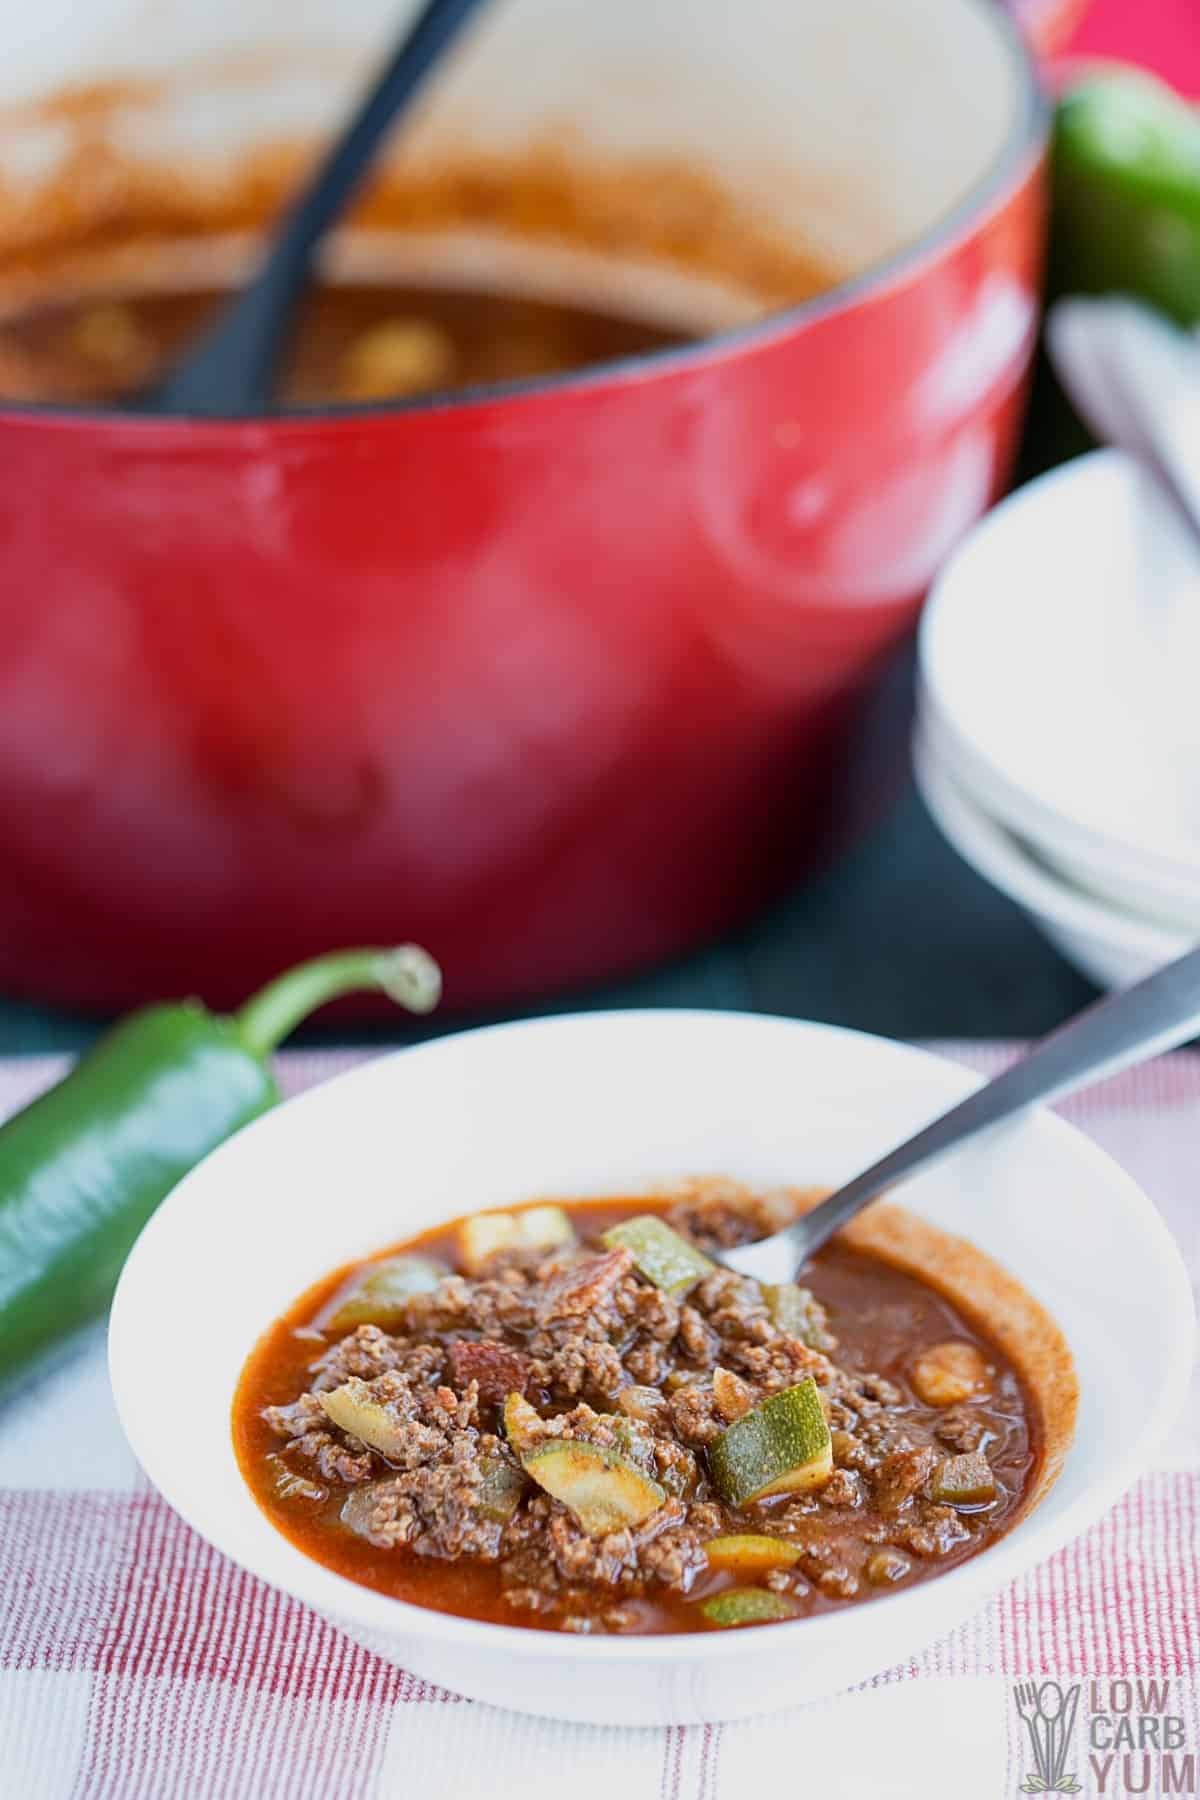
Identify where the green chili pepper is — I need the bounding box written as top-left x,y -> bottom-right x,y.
0,944 -> 440,1389
1052,71 -> 1200,325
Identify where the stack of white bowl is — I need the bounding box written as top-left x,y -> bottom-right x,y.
915,447 -> 1200,988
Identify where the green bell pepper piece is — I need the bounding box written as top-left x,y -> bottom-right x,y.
1053,71 -> 1200,324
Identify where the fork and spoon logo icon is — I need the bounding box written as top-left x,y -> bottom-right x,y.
1014,1681 -> 1083,1793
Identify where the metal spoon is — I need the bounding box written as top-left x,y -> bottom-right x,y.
138,0 -> 491,416
1046,295 -> 1200,560
718,941 -> 1200,1284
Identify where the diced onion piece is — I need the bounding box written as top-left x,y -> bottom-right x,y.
712,1365 -> 755,1422
267,1455 -> 326,1504
864,1549 -> 911,1585
601,1215 -> 714,1295
337,318 -> 456,400
929,1451 -> 997,1507
323,1253 -> 447,1329
502,1390 -> 543,1453
616,1385 -> 668,1424
69,303 -> 154,377
459,1205 -> 575,1274
911,1341 -> 992,1407
318,1379 -> 409,1458
521,1439 -> 666,1537
703,1534 -> 802,1574
698,1587 -> 796,1628
708,1377 -> 833,1506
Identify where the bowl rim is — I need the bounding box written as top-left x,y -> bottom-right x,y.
912,717 -> 1192,956
0,0 -> 1046,431
918,447 -> 1200,889
109,1009 -> 1195,1665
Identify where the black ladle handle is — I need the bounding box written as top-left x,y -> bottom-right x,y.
142,0 -> 491,417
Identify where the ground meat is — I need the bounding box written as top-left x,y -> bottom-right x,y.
825,1408 -> 912,1469
821,1468 -> 863,1509
727,1333 -> 829,1391
892,1504 -> 972,1560
625,1285 -> 681,1341
542,1497 -> 699,1593
254,1184 -> 1026,1634
294,1431 -> 376,1485
639,1526 -> 708,1590
873,1446 -> 939,1514
262,1392 -> 326,1441
677,1304 -> 719,1365
262,1393 -> 378,1484
528,1334 -> 627,1402
537,1246 -> 633,1323
653,1437 -> 701,1497
690,1269 -> 774,1345
308,1327 -> 444,1393
622,1340 -> 671,1386
935,1406 -> 990,1452
342,1431 -> 512,1560
401,1269 -> 537,1340
667,1380 -> 726,1447
666,1181 -> 802,1250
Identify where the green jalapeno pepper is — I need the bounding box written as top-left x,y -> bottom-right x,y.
0,944 -> 440,1390
1052,70 -> 1200,325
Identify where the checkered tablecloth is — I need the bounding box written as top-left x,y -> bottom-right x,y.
0,1046 -> 1195,1799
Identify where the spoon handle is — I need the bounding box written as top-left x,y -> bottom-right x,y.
146,0 -> 490,416
1047,297 -> 1200,562
725,942 -> 1200,1280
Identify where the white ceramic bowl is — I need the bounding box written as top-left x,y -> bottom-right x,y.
109,1011 -> 1193,1725
919,449 -> 1200,930
913,720 -> 1193,989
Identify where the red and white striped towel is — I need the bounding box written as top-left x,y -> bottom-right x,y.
0,1045 -> 1196,1800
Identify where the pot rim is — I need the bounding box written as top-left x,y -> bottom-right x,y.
0,0 -> 1047,432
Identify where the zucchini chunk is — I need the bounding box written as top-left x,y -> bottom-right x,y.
323,1254 -> 447,1330
607,1416 -> 658,1472
477,1452 -> 528,1523
459,1205 -> 575,1274
708,1377 -> 833,1506
318,1379 -> 410,1459
930,1451 -> 997,1507
703,1534 -> 802,1574
502,1391 -> 543,1454
762,1282 -> 833,1351
699,1587 -> 796,1628
521,1439 -> 666,1536
601,1215 -> 714,1295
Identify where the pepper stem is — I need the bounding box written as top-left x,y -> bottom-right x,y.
234,945 -> 442,1058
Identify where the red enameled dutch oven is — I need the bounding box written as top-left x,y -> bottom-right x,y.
0,0 -> 1049,1014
